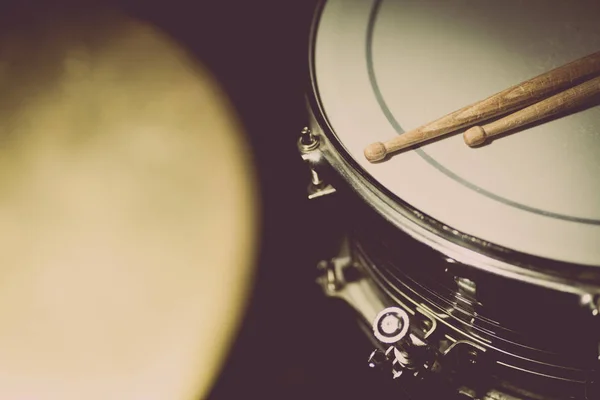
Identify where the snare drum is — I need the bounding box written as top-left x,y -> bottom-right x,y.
300,1 -> 600,399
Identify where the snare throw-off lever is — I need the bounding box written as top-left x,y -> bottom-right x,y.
370,307 -> 418,379
369,307 -> 478,397
370,307 -> 411,378
370,307 -> 439,381
373,307 -> 410,344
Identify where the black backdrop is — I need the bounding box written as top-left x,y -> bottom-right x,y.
1,0 -> 399,398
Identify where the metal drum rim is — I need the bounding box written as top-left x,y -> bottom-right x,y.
305,0 -> 600,293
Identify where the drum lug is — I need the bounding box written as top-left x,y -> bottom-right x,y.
455,277 -> 477,300
298,127 -> 336,199
316,237 -> 388,326
316,256 -> 367,298
451,277 -> 481,326
371,307 -> 436,377
298,126 -> 320,152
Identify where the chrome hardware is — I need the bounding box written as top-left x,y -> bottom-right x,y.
415,306 -> 438,339
370,307 -> 436,382
367,347 -> 408,380
373,307 -> 410,344
317,260 -> 342,293
369,304 -> 493,397
455,277 -> 477,300
443,340 -> 491,398
442,340 -> 485,358
307,183 -> 336,199
450,277 -> 480,327
456,387 -> 478,399
298,127 -> 336,199
581,293 -> 600,317
317,238 -> 389,335
368,348 -> 389,369
298,126 -> 319,152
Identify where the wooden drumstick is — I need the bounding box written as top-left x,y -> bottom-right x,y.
463,75 -> 600,146
364,51 -> 600,162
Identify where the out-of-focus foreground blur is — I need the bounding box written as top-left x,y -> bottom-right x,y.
0,1 -> 394,399
0,2 -> 258,400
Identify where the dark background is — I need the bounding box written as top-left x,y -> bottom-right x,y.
1,0 -> 396,398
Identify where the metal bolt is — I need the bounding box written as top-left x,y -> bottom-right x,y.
373,307 -> 410,344
300,127 -> 313,144
368,349 -> 388,369
310,168 -> 323,187
298,127 -> 319,152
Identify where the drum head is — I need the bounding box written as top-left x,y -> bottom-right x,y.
0,8 -> 256,400
313,0 -> 600,266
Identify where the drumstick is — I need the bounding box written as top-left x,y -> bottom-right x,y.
463,75 -> 600,146
364,50 -> 600,162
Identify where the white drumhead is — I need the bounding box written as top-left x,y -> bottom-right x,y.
314,0 -> 600,266
0,9 -> 256,400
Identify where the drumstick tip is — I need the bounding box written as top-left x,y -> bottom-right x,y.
464,126 -> 488,147
364,142 -> 387,162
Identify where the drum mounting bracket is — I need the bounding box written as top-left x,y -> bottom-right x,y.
298,127 -> 336,199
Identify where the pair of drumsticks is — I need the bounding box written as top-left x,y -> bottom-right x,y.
364,51 -> 600,162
